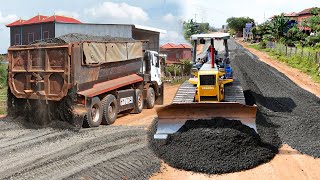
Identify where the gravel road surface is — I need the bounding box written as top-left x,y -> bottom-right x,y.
0,118 -> 160,180
231,40 -> 320,158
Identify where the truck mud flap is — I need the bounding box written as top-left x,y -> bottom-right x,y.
71,105 -> 87,129
155,84 -> 164,105
154,103 -> 257,140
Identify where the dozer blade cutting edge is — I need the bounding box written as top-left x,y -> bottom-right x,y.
154,103 -> 257,140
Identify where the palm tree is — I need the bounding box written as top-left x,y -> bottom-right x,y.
271,14 -> 290,41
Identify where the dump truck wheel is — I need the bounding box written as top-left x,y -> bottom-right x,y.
146,87 -> 155,109
133,89 -> 143,114
83,97 -> 103,128
101,94 -> 118,125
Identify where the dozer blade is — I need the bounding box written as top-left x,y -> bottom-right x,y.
154,103 -> 257,140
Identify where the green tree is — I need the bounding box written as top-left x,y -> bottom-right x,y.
302,7 -> 320,33
183,19 -> 200,43
183,19 -> 216,43
285,25 -> 307,46
226,17 -> 255,33
180,59 -> 192,75
0,64 -> 7,89
270,14 -> 290,41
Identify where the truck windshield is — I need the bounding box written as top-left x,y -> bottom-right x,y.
200,75 -> 216,85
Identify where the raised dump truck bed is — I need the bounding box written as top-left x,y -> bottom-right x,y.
7,34 -> 163,128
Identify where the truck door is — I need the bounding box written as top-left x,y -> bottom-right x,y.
151,52 -> 162,85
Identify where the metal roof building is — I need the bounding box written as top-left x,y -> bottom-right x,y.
6,14 -> 165,52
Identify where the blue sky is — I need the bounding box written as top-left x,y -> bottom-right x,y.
0,0 -> 185,53
0,0 -> 320,53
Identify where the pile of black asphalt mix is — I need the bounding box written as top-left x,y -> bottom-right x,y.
149,39 -> 320,174
31,33 -> 135,44
231,40 -> 320,158
149,116 -> 280,174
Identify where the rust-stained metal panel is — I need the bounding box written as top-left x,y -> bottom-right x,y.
78,74 -> 143,97
8,44 -> 70,101
8,40 -> 145,101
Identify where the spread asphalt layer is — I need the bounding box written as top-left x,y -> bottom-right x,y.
149,118 -> 279,174
150,39 -> 319,174
231,40 -> 320,158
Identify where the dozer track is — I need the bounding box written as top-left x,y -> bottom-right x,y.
224,78 -> 246,105
172,81 -> 196,104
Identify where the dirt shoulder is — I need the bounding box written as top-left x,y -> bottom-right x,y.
152,144 -> 320,180
236,40 -> 320,98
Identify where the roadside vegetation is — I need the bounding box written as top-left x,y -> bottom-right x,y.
163,59 -> 193,84
249,44 -> 320,82
183,18 -> 217,44
0,59 -> 7,114
227,7 -> 320,83
0,63 -> 7,89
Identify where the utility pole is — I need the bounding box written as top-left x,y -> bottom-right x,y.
194,13 -> 197,22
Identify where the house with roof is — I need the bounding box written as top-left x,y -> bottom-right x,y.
6,14 -> 81,46
269,7 -> 318,35
297,8 -> 314,33
160,43 -> 192,65
6,14 -> 165,52
284,12 -> 299,21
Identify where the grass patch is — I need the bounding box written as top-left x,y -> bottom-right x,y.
0,88 -> 6,115
0,63 -> 7,115
249,44 -> 320,83
0,63 -> 7,89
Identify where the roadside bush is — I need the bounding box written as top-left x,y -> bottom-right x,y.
0,64 -> 7,89
267,48 -> 320,82
181,60 -> 193,75
166,64 -> 181,76
259,41 -> 267,49
306,34 -> 320,46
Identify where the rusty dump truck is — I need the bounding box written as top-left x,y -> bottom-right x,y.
6,35 -> 163,128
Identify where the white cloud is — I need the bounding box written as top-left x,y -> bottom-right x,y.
54,10 -> 80,19
183,0 -> 319,27
0,12 -> 18,25
86,2 -> 149,23
162,13 -> 175,22
160,30 -> 187,44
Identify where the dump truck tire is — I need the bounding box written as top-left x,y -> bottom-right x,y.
83,97 -> 103,128
133,89 -> 143,114
101,94 -> 118,125
146,87 -> 155,109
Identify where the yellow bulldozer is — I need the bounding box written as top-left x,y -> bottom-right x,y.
154,33 -> 257,140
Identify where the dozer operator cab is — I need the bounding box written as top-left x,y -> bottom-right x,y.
191,33 -> 232,79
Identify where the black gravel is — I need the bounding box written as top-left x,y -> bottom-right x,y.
231,40 -> 320,158
31,33 -> 134,44
149,117 -> 280,174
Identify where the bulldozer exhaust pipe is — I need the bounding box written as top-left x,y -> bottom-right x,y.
154,103 -> 257,140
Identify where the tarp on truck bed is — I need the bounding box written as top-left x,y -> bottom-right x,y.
83,42 -> 143,64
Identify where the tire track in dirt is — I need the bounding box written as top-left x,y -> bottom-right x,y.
8,136 -> 145,180
0,117 -> 160,180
